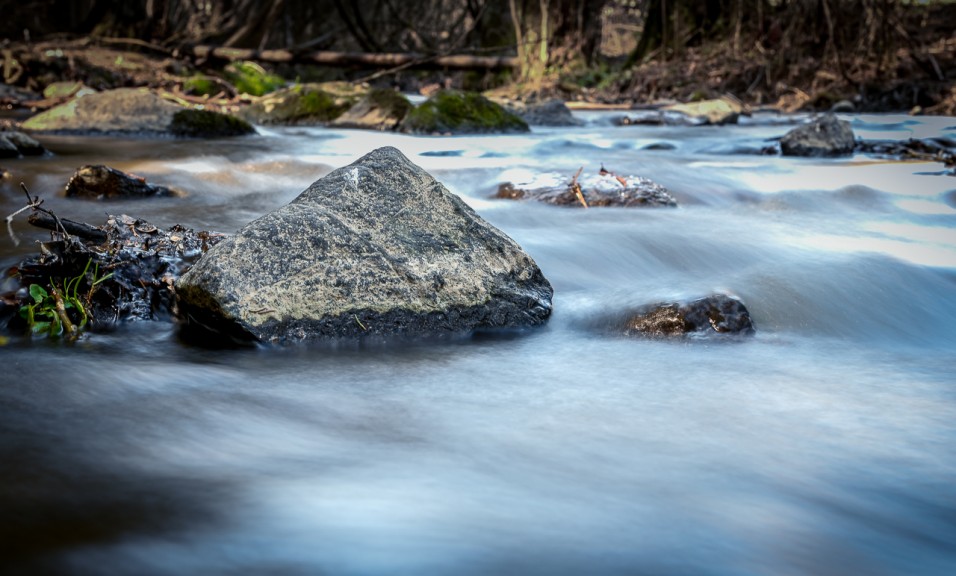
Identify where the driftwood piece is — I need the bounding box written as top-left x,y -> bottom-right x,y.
179,45 -> 518,71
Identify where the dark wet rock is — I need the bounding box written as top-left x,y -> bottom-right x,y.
945,190 -> 956,208
240,83 -> 361,125
0,136 -> 19,158
401,90 -> 529,135
495,169 -> 677,208
507,99 -> 583,126
176,146 -> 553,344
780,113 -> 856,157
5,213 -> 224,336
830,99 -> 856,113
20,88 -> 253,137
169,109 -> 255,137
0,130 -> 45,158
642,142 -> 677,151
330,88 -> 412,130
855,137 -> 955,168
622,294 -> 755,338
65,165 -> 182,200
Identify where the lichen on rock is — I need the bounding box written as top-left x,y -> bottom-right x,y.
21,88 -> 253,137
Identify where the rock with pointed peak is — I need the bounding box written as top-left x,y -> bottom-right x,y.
176,146 -> 553,344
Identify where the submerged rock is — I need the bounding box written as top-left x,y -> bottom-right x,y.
176,146 -> 553,344
0,131 -> 45,157
617,97 -> 745,126
240,83 -> 361,125
622,294 -> 755,338
401,90 -> 529,134
496,168 -> 677,208
65,165 -> 182,200
780,113 -> 855,156
21,88 -> 254,137
330,88 -> 412,130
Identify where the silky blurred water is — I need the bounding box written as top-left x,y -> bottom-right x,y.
2,111 -> 955,575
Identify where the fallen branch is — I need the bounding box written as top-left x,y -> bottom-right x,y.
569,166 -> 588,209
27,212 -> 108,242
178,44 -> 518,71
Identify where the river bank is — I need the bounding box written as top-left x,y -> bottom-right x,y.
2,28 -> 954,122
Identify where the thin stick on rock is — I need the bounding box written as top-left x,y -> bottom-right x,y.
570,166 -> 588,209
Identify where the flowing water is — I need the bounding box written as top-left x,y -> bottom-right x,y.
2,112 -> 955,575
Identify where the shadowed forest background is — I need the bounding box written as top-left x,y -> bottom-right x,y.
2,1 -> 955,111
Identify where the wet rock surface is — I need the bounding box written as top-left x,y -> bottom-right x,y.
780,113 -> 856,156
496,169 -> 678,208
176,146 -> 553,344
622,294 -> 755,338
65,165 -> 182,200
21,88 -> 253,137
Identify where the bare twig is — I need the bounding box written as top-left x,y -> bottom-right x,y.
5,183 -> 73,246
569,166 -> 588,209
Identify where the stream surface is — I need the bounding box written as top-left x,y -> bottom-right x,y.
2,111 -> 955,575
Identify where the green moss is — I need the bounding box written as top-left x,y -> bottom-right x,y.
242,84 -> 358,124
225,61 -> 285,96
297,90 -> 345,120
170,109 -> 255,138
183,74 -> 219,96
401,90 -> 529,135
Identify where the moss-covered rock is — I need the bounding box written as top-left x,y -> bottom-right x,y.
170,109 -> 255,137
182,74 -> 220,96
331,88 -> 412,131
401,90 -> 530,135
239,83 -> 361,125
224,61 -> 285,96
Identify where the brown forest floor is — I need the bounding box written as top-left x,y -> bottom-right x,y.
2,25 -> 955,117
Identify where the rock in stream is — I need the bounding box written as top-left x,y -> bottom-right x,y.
176,146 -> 553,344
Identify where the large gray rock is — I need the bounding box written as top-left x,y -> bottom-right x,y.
176,147 -> 553,344
780,114 -> 855,156
21,88 -> 254,137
